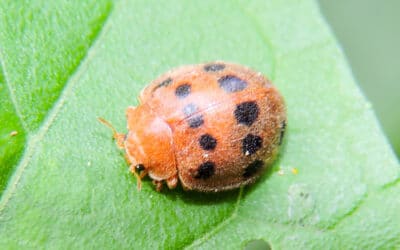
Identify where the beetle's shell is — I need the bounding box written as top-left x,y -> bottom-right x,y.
129,62 -> 286,192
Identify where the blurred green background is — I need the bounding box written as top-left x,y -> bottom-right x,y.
318,0 -> 400,158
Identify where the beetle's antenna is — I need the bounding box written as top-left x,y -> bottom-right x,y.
98,117 -> 118,136
98,117 -> 125,149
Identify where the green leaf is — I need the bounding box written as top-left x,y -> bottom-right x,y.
0,0 -> 399,249
0,0 -> 112,194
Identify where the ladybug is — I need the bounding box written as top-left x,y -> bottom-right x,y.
99,62 -> 286,192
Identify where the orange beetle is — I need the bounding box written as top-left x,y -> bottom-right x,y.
100,62 -> 286,192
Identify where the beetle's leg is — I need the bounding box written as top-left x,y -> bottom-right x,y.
98,117 -> 125,149
152,180 -> 163,192
166,175 -> 178,189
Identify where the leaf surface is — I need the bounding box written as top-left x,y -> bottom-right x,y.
0,0 -> 399,249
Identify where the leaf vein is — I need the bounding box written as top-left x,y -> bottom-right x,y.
0,48 -> 28,131
183,187 -> 244,249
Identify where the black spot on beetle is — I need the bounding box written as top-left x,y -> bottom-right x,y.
194,161 -> 215,179
199,134 -> 217,150
234,101 -> 259,126
242,134 -> 263,155
188,116 -> 204,128
204,63 -> 225,72
243,160 -> 264,178
218,75 -> 248,92
183,104 -> 204,128
175,83 -> 191,98
279,120 -> 286,145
